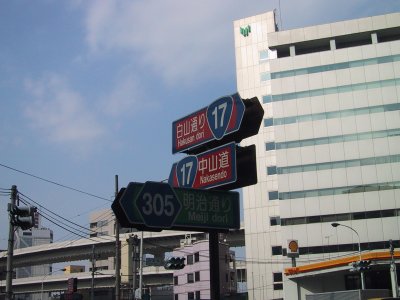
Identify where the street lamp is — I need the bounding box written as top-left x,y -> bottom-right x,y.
331,222 -> 365,290
41,268 -> 66,300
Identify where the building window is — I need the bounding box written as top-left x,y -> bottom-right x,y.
187,273 -> 194,283
263,95 -> 273,104
270,216 -> 281,226
174,276 -> 178,285
260,72 -> 271,82
266,142 -> 276,151
174,295 -> 178,300
267,166 -> 277,175
273,272 -> 284,291
188,292 -> 194,300
273,272 -> 283,282
237,269 -> 247,282
195,271 -> 200,282
195,291 -> 201,299
97,220 -> 108,227
272,78 -> 397,102
272,246 -> 282,256
259,50 -> 269,61
187,254 -> 193,265
268,191 -> 279,200
194,252 -> 200,262
264,118 -> 273,127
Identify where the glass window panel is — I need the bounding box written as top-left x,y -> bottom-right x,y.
263,95 -> 273,103
272,246 -> 282,255
321,215 -> 337,222
381,210 -> 395,217
318,188 -> 333,196
324,86 -> 337,95
310,89 -> 324,97
267,166 -> 277,175
340,110 -> 355,117
266,142 -> 276,151
269,191 -> 279,200
270,216 -> 281,226
261,72 -> 271,81
308,216 -> 321,223
273,272 -> 283,282
385,103 -> 400,111
259,50 -> 269,60
286,116 -> 297,124
264,118 -> 274,127
352,212 -> 366,220
367,81 -> 380,89
365,211 -> 381,219
336,214 -> 351,221
187,255 -> 194,265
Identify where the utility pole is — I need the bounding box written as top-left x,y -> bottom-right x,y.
128,235 -> 139,299
390,239 -> 399,298
91,244 -> 95,300
6,185 -> 17,300
138,231 -> 144,300
115,175 -> 121,300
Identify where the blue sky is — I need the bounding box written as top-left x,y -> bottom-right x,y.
1,0 -> 399,249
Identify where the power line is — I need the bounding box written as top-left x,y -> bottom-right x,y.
18,192 -> 113,242
0,162 -> 111,202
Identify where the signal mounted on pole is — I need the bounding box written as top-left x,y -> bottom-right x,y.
358,260 -> 372,271
164,257 -> 186,270
8,204 -> 37,230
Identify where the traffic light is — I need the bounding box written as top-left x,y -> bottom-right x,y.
8,204 -> 37,230
164,257 -> 185,270
359,260 -> 371,271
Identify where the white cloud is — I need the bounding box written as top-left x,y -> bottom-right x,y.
81,0 -> 397,87
100,73 -> 156,117
83,1 -> 247,85
24,74 -> 105,151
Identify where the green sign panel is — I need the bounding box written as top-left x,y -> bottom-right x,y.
112,181 -> 240,231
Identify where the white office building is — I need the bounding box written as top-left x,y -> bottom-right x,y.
234,11 -> 400,299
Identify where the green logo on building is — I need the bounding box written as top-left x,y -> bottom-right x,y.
240,25 -> 251,37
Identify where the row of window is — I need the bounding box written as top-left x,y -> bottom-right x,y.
174,271 -> 201,285
264,103 -> 400,128
186,252 -> 200,265
280,181 -> 400,200
263,78 -> 399,103
272,239 -> 399,256
174,291 -> 201,300
265,154 -> 399,177
272,208 -> 400,227
89,220 -> 108,228
271,54 -> 400,80
273,272 -> 283,290
273,29 -> 400,59
266,128 -> 400,151
268,180 -> 400,201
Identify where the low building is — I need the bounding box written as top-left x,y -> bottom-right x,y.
172,238 -> 237,300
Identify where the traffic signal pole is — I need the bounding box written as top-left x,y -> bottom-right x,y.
209,231 -> 220,300
6,185 -> 17,300
115,175 -> 121,300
